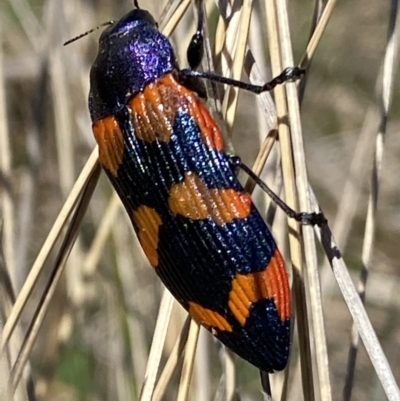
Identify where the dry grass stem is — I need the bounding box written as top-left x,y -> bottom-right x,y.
224,0 -> 254,134
343,2 -> 400,399
161,0 -> 191,37
315,219 -> 400,401
224,349 -> 237,401
0,236 -> 30,401
1,148 -> 99,352
266,1 -> 316,399
10,162 -> 100,392
299,0 -> 338,69
152,316 -> 191,401
82,193 -> 121,277
139,290 -> 174,401
2,1 -> 400,400
176,319 -> 200,401
275,1 -> 333,400
0,27 -> 16,295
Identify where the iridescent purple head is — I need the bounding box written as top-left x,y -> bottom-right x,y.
89,9 -> 178,121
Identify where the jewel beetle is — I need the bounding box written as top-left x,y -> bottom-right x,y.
87,1 -> 310,372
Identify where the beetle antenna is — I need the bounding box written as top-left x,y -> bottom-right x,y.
64,21 -> 114,46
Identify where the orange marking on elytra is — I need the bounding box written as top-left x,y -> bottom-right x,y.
128,73 -> 224,150
189,302 -> 232,332
132,206 -> 162,268
228,249 -> 290,325
170,74 -> 224,151
160,74 -> 225,151
190,101 -> 224,151
92,116 -> 124,176
168,173 -> 252,225
130,86 -> 174,143
265,249 -> 290,321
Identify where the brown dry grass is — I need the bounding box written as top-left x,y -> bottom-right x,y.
1,0 -> 400,400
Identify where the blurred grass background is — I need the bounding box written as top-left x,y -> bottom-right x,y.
1,0 -> 399,400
